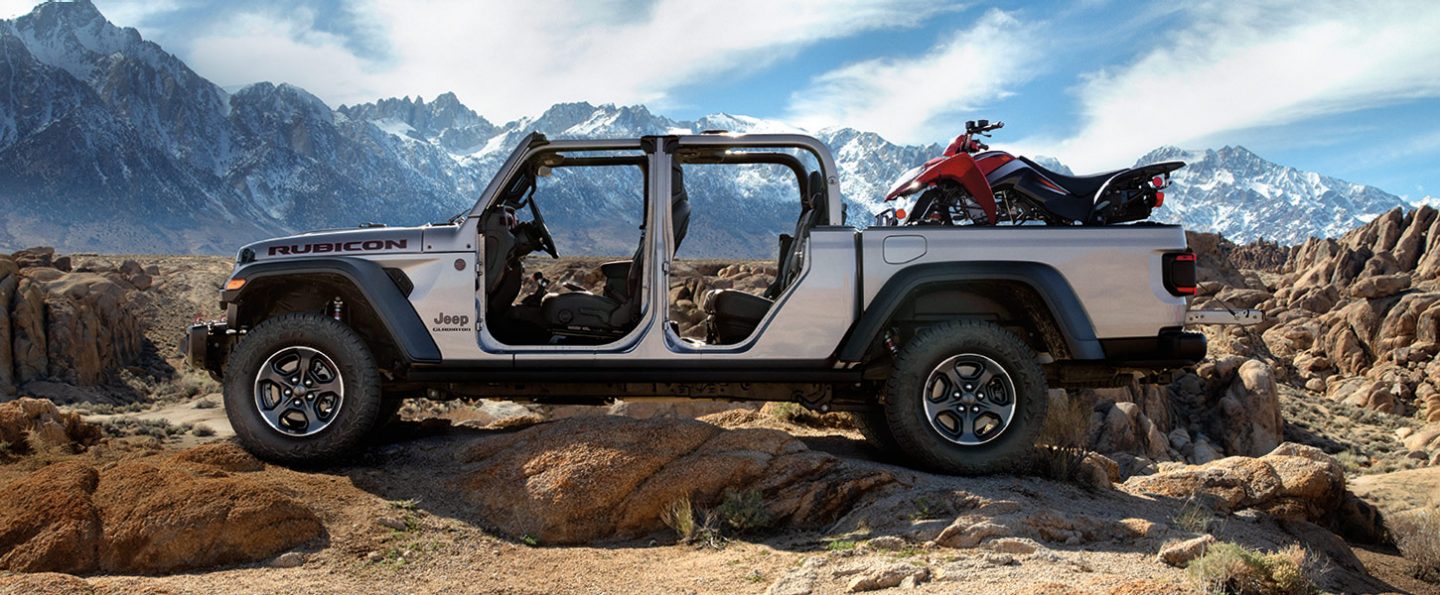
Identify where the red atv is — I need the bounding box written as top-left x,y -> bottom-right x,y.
878,120 -> 1183,227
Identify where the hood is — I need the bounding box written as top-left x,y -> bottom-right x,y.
239,225 -> 425,263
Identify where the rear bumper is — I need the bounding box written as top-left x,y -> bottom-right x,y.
1099,329 -> 1206,368
183,322 -> 233,379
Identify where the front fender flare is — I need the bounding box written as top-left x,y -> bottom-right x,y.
836,261 -> 1103,362
223,257 -> 442,364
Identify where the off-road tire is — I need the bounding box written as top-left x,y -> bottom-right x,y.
883,320 -> 1048,475
224,313 -> 383,464
852,406 -> 900,457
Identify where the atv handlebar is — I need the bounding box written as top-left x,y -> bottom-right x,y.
965,119 -> 1005,135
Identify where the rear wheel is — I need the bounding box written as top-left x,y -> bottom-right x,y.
224,313 -> 383,464
882,321 -> 1048,475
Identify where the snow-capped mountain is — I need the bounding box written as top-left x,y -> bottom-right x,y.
1135,146 -> 1411,244
0,0 -> 1417,255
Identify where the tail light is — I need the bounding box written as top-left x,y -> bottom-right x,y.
1163,251 -> 1197,296
1154,191 -> 1165,207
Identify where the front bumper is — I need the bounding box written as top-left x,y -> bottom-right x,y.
183,321 -> 234,380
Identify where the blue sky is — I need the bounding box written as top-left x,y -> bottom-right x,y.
4,0 -> 1439,199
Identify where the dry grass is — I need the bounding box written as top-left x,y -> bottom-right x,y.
1391,507 -> 1440,583
761,402 -> 857,430
661,497 -> 724,549
1174,496 -> 1216,534
1187,542 -> 1316,595
1038,393 -> 1091,449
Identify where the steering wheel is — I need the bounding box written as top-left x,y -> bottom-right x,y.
523,183 -> 559,259
534,219 -> 559,259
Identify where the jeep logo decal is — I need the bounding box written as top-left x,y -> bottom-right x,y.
268,239 -> 407,256
433,313 -> 469,326
431,312 -> 471,332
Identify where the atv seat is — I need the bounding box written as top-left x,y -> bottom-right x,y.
1018,157 -> 1121,201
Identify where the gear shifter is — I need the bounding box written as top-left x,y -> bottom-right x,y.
520,271 -> 550,307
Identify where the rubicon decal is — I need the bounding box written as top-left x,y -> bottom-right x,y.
431,312 -> 470,332
268,239 -> 407,256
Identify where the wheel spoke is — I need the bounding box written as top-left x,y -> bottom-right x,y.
257,360 -> 290,388
295,351 -> 316,383
259,398 -> 287,426
958,409 -> 978,443
311,377 -> 342,395
974,366 -> 995,390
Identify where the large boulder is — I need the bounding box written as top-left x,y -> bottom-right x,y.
0,398 -> 100,454
1217,360 -> 1283,457
461,416 -> 893,544
0,444 -> 323,574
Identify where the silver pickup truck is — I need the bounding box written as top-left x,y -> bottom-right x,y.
187,131 -> 1232,474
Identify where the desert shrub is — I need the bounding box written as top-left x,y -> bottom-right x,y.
715,489 -> 773,534
661,497 -> 724,549
100,417 -> 187,439
193,398 -> 217,409
1392,508 -> 1440,583
191,424 -> 216,437
1187,542 -> 1315,595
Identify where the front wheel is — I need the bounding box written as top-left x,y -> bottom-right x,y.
882,321 -> 1048,475
224,313 -> 383,464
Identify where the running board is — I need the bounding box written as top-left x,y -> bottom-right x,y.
1185,308 -> 1261,326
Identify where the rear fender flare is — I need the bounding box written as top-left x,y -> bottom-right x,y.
837,261 -> 1102,362
223,257 -> 441,364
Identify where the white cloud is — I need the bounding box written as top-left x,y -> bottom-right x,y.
340,0 -> 945,121
185,10 -> 375,101
150,0 -> 943,120
0,0 -> 38,19
785,9 -> 1033,144
1037,0 -> 1440,171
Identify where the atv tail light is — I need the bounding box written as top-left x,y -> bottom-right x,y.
224,278 -> 246,291
1163,252 -> 1197,296
1155,191 -> 1165,207
1151,175 -> 1165,188
895,208 -> 907,219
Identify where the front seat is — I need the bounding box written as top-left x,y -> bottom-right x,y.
541,163 -> 690,336
703,171 -> 824,344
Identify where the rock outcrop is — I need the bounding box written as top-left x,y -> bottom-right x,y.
1062,356 -> 1283,473
1123,443 -> 1382,541
0,444 -> 322,574
461,416 -> 893,544
0,249 -> 149,398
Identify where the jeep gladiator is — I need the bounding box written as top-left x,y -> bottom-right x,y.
186,132 -> 1241,473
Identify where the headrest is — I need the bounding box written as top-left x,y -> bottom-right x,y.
805,171 -> 823,209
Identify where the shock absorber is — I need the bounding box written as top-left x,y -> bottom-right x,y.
330,296 -> 345,321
